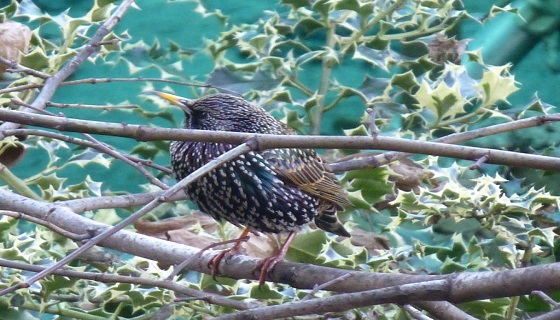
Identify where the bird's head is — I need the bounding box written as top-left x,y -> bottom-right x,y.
148,91 -> 286,134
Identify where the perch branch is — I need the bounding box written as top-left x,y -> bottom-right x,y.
0,109 -> 559,171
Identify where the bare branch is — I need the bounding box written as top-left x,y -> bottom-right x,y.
402,304 -> 433,320
413,301 -> 478,320
302,273 -> 352,300
0,258 -> 256,311
0,56 -> 50,79
0,83 -> 42,94
47,101 -> 139,109
80,132 -> 169,189
0,142 -> 255,295
213,279 -> 453,320
532,290 -> 560,308
0,0 -> 137,132
60,190 -> 181,213
1,128 -> 172,174
469,153 -> 490,170
3,187 -> 560,310
1,109 -> 560,171
528,308 -> 560,320
329,113 -> 560,172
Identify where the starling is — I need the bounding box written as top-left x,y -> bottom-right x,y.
152,91 -> 350,284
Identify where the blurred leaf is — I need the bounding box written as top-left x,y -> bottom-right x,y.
206,67 -> 281,94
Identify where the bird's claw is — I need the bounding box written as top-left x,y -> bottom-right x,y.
254,254 -> 282,287
207,249 -> 233,280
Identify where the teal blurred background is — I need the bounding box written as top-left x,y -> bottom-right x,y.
4,0 -> 560,193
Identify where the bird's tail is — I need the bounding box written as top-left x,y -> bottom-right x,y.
314,205 -> 350,237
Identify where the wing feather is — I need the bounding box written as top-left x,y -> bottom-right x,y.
266,148 -> 349,209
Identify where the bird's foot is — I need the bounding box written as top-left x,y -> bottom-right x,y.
166,231 -> 250,281
207,245 -> 242,279
205,228 -> 252,280
253,230 -> 297,287
254,253 -> 284,287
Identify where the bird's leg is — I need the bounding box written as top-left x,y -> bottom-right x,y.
254,230 -> 297,287
207,227 -> 252,278
166,227 -> 251,280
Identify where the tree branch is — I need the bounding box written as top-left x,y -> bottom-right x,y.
0,0 -> 136,131
0,142 -> 255,295
0,258 -> 256,311
3,186 -> 560,318
330,113 -> 560,172
1,109 -> 559,171
1,128 -> 171,174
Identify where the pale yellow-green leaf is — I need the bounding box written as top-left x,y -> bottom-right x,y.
477,65 -> 518,107
414,79 -> 468,122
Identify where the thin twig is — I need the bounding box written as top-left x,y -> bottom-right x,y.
366,108 -> 379,138
167,235 -> 251,280
80,132 -> 169,190
2,129 -> 173,174
214,279 -> 453,320
302,273 -> 352,300
0,83 -> 43,94
328,113 -> 560,173
532,291 -> 560,308
58,77 -> 240,96
0,56 -> 50,79
0,128 -> 172,174
0,258 -> 256,310
8,99 -> 169,188
60,190 -> 181,213
402,304 -> 433,320
0,141 -> 255,296
47,101 -> 139,109
469,153 -> 490,170
10,98 -> 54,115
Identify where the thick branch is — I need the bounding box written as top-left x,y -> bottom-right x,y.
0,188 -> 439,292
3,188 -> 560,305
216,264 -> 560,320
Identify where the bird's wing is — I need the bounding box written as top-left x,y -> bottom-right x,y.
265,148 -> 349,209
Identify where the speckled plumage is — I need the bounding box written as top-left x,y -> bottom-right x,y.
167,93 -> 350,237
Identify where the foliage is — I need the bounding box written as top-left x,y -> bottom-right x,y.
0,0 -> 560,319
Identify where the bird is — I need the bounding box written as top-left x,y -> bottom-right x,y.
150,91 -> 350,285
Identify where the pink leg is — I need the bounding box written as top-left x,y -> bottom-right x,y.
207,227 -> 252,278
254,231 -> 297,287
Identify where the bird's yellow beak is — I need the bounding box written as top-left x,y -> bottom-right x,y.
146,90 -> 185,106
145,90 -> 192,114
